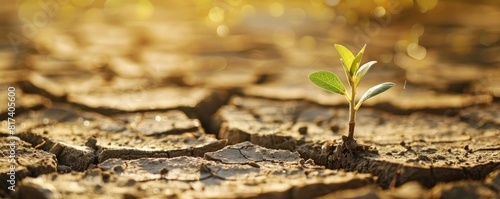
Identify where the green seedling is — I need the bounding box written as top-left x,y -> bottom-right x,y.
309,44 -> 394,152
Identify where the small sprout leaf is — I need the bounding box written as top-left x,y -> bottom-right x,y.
354,61 -> 377,84
309,71 -> 346,95
349,44 -> 366,76
356,82 -> 394,110
340,60 -> 352,86
335,44 -> 354,71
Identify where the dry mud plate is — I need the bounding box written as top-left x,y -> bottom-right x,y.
15,142 -> 375,199
216,97 -> 500,188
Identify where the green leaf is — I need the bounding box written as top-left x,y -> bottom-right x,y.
334,44 -> 354,72
349,44 -> 366,76
355,82 -> 394,110
354,61 -> 377,85
309,71 -> 346,95
340,60 -> 352,86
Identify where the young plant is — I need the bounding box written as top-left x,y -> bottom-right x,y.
309,44 -> 394,151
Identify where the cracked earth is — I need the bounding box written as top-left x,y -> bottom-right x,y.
1,0 -> 500,198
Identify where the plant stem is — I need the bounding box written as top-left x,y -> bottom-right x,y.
348,84 -> 356,139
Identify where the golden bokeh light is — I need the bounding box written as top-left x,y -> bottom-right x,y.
269,3 -> 285,17
209,56 -> 227,71
373,6 -> 386,17
135,0 -> 154,20
217,24 -> 230,37
209,6 -> 225,22
395,40 -> 410,53
241,4 -> 256,16
380,53 -> 393,63
407,43 -> 427,60
416,0 -> 438,13
15,0 -> 491,70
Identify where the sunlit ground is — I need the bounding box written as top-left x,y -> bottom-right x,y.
1,1 -> 500,198
1,0 -> 499,97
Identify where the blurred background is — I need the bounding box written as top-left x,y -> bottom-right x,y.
0,0 -> 499,110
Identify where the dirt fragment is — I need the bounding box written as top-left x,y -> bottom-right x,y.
0,87 -> 49,119
67,87 -> 225,114
67,86 -> 227,131
183,66 -> 260,89
430,181 -> 498,199
95,110 -> 227,162
21,124 -> 97,171
113,110 -> 203,136
11,105 -> 227,171
0,137 -> 57,197
0,70 -> 28,85
27,71 -> 105,98
96,133 -> 227,162
485,169 -> 500,191
205,141 -> 301,164
460,104 -> 500,128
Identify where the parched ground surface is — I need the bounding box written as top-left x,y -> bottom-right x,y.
1,0 -> 500,198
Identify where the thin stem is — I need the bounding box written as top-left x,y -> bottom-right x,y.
344,93 -> 351,102
348,83 -> 356,139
